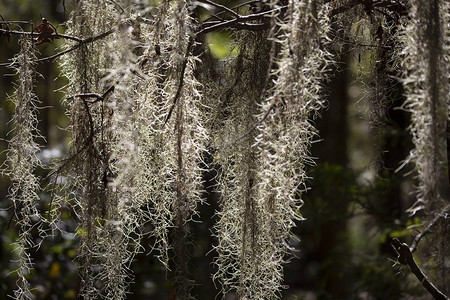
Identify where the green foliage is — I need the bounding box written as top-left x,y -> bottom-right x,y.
206,32 -> 239,58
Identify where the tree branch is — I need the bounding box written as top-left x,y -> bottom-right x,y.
43,85 -> 115,185
447,119 -> 450,187
0,28 -> 82,42
196,6 -> 286,35
391,238 -> 449,300
68,85 -> 116,104
202,0 -> 260,23
409,205 -> 450,253
329,0 -> 407,17
0,27 -> 117,67
1,5 -> 285,68
330,0 -> 360,17
164,37 -> 194,125
0,1 -> 409,68
199,0 -> 239,18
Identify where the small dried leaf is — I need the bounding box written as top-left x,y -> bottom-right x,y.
34,18 -> 59,45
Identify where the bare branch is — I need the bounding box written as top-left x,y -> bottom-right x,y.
43,86 -> 115,185
164,37 -> 194,125
68,85 -> 116,104
202,0 -> 260,22
198,20 -> 269,34
410,205 -> 450,253
1,5 -> 285,68
330,0 -> 360,17
197,6 -> 286,35
392,238 -> 449,300
329,0 -> 407,17
0,21 -> 33,25
199,0 -> 239,18
0,28 -> 82,42
0,27 -> 117,67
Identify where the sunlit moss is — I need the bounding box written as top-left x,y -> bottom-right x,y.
5,34 -> 43,300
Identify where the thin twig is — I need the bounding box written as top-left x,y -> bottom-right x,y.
197,6 -> 287,35
198,20 -> 269,34
202,0 -> 260,22
1,7 -> 283,68
329,0 -> 360,17
108,0 -> 126,14
164,37 -> 194,125
199,0 -> 239,17
0,28 -> 81,42
329,0 -> 407,17
409,205 -> 450,253
44,85 -> 115,183
0,27 -> 117,67
0,21 -> 33,25
67,85 -> 116,104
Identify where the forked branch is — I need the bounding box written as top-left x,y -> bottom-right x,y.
392,236 -> 449,300
390,205 -> 450,300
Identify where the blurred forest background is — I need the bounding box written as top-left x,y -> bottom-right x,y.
0,0 -> 448,299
